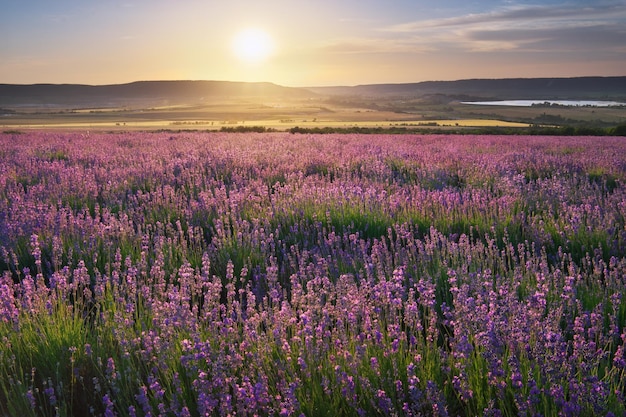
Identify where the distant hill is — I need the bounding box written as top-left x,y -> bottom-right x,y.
1,77 -> 625,109
307,77 -> 626,101
0,80 -> 316,108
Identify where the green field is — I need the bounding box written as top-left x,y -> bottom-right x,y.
2,96 -> 624,132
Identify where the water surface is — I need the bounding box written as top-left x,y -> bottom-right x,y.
461,100 -> 626,107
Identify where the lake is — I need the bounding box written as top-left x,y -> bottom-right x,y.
460,100 -> 626,107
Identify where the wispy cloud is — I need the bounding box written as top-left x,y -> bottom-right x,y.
313,2 -> 626,57
317,37 -> 435,55
385,2 -> 626,32
467,23 -> 626,50
380,2 -> 626,52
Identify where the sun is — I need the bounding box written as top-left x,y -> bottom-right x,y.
232,28 -> 275,64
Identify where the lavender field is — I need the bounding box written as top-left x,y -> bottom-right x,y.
1,131 -> 625,416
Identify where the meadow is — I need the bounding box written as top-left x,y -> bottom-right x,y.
4,92 -> 624,133
0,100 -> 534,132
0,131 -> 625,416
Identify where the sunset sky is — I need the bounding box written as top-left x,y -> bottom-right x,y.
1,0 -> 625,86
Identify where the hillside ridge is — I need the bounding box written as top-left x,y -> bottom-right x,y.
307,76 -> 626,100
0,80 -> 314,107
1,77 -> 625,108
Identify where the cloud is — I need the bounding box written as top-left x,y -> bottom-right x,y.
469,23 -> 626,46
317,37 -> 435,55
380,1 -> 626,52
385,2 -> 626,32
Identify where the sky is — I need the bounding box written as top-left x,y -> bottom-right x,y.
1,0 -> 625,86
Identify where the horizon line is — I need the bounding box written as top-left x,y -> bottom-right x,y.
2,74 -> 625,89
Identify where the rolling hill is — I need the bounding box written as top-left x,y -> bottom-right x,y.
0,80 -> 316,108
0,77 -> 624,110
306,76 -> 626,100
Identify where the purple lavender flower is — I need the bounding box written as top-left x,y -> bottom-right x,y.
102,394 -> 116,417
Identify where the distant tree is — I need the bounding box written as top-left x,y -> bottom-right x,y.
611,123 -> 626,136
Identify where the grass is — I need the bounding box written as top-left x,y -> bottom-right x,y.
1,131 -> 626,416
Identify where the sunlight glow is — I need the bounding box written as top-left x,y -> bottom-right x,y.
232,28 -> 276,64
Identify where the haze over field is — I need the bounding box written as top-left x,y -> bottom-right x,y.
2,0 -> 625,86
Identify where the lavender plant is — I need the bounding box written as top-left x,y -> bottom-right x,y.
0,131 -> 625,416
